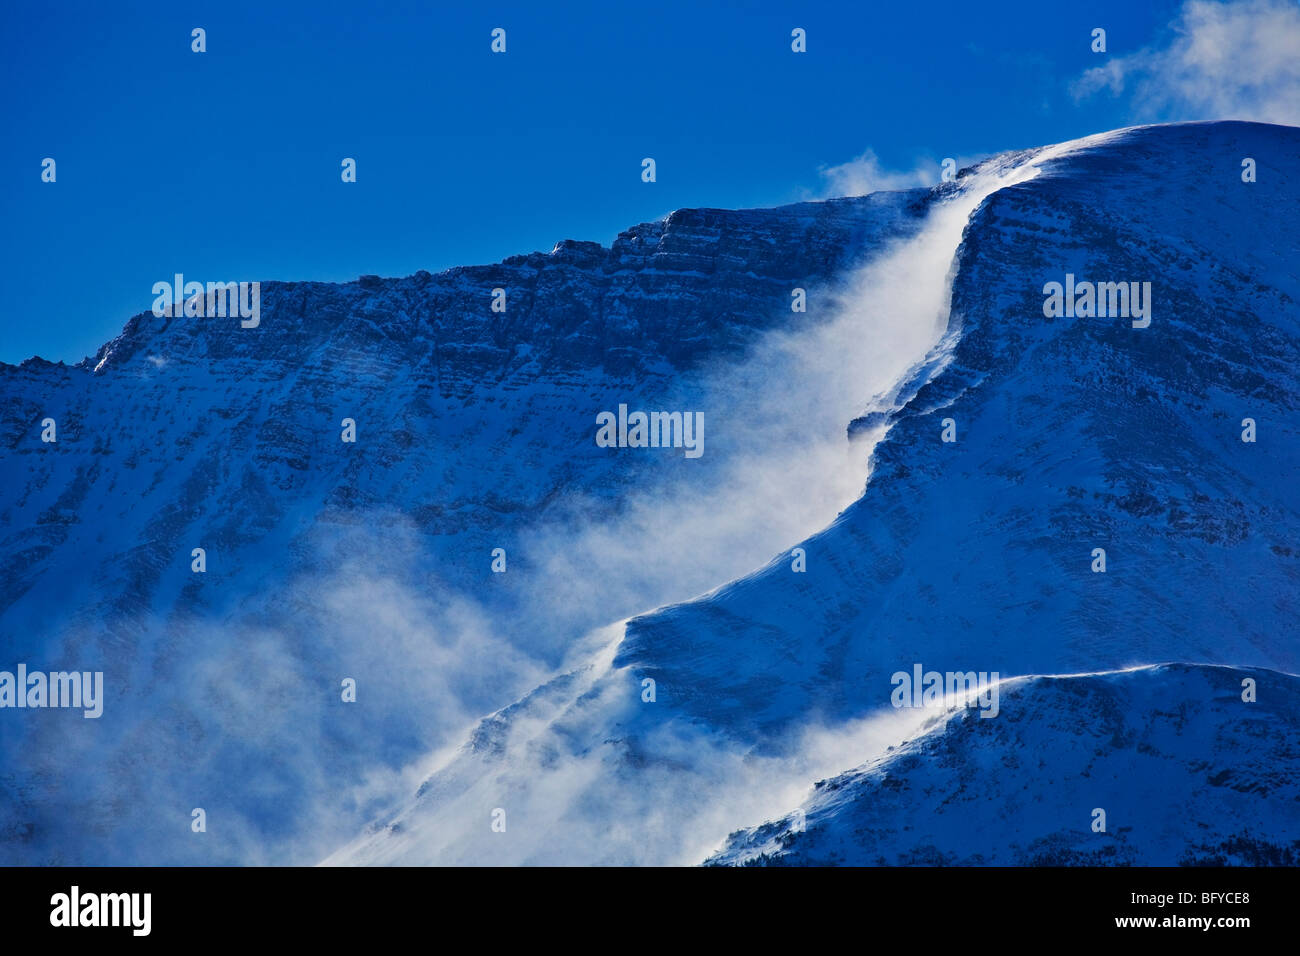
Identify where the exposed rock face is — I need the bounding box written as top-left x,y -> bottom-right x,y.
1,191 -> 924,638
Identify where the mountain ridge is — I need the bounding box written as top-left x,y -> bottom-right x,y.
2,121 -> 1295,866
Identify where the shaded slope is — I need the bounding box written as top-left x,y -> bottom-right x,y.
708,663 -> 1300,866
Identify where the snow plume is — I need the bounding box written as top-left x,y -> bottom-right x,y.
0,517 -> 553,866
511,135 -> 1110,634
328,642 -> 937,866
325,141 -> 1098,866
817,148 -> 936,197
2,136 -> 1112,867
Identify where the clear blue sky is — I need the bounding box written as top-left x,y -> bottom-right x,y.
1,0 -> 1183,364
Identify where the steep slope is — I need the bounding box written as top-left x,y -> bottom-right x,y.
0,188 -> 930,864
329,122 -> 1300,867
617,121 -> 1300,741
707,664 -> 1300,866
3,122 -> 1295,867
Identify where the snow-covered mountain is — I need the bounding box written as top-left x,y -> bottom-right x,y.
2,121 -> 1296,866
0,176 -> 929,864
708,663 -> 1300,866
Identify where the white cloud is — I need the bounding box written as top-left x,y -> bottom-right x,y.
1073,0 -> 1300,126
816,149 -> 936,197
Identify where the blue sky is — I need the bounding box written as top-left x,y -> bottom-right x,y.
1,0 -> 1290,364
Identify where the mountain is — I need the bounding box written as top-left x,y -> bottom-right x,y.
329,122 -> 1300,867
707,663 -> 1300,866
2,121 -> 1296,866
0,173 -> 929,864
618,120 -> 1300,743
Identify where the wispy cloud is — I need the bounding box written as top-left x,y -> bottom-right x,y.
1072,0 -> 1300,126
816,149 -> 937,197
